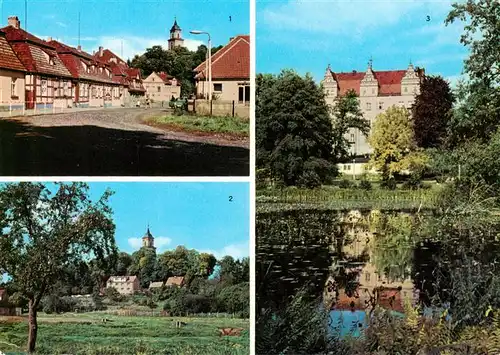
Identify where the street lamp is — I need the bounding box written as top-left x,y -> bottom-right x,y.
190,30 -> 211,101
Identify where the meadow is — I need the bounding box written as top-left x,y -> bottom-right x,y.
0,313 -> 249,355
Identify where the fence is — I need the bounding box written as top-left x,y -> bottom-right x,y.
105,309 -> 242,318
0,100 -> 139,118
188,99 -> 250,119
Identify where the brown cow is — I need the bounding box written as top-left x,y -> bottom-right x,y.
218,327 -> 244,337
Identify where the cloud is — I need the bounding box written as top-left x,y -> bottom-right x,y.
128,236 -> 172,251
98,35 -> 204,60
200,241 -> 249,260
261,0 -> 452,34
56,21 -> 67,28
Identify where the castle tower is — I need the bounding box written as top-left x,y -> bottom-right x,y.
142,226 -> 155,249
168,18 -> 184,50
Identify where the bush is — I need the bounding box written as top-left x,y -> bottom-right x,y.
381,178 -> 397,190
338,178 -> 354,189
104,287 -> 123,302
358,179 -> 372,190
41,295 -> 77,314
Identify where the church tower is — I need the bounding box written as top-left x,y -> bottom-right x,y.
168,18 -> 184,50
142,226 -> 155,249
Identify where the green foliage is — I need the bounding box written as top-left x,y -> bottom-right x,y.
358,179 -> 372,191
331,89 -> 370,161
256,70 -> 336,187
412,75 -> 455,148
104,287 -> 122,303
338,178 -> 354,189
256,288 -> 345,355
445,0 -> 500,144
368,106 -> 429,181
0,182 -> 117,352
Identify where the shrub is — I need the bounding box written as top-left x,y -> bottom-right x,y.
358,179 -> 372,190
338,178 -> 354,189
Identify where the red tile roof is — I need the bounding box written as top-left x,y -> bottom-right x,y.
2,25 -> 72,77
49,40 -> 115,84
0,30 -> 25,72
329,69 -> 412,96
93,48 -> 145,90
158,71 -> 172,83
194,35 -> 249,80
165,276 -> 185,287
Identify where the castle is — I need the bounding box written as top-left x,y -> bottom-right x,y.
322,60 -> 424,173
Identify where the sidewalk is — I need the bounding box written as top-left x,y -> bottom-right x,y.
0,105 -> 131,119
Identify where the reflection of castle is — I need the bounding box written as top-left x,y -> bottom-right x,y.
326,212 -> 418,313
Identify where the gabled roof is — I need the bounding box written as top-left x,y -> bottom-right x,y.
194,35 -> 250,80
2,25 -> 72,77
149,281 -> 164,289
49,40 -> 115,84
158,72 -> 172,83
165,276 -> 185,287
108,275 -> 138,283
0,30 -> 25,72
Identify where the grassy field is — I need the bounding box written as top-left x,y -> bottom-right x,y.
257,185 -> 443,211
0,313 -> 249,355
147,115 -> 249,137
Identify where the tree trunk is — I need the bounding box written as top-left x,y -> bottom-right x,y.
27,299 -> 38,354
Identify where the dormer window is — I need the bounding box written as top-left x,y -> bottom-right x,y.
49,57 -> 55,65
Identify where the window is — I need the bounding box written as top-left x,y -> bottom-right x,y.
10,78 -> 17,97
213,83 -> 223,92
157,86 -> 161,92
404,86 -> 408,93
371,88 -> 375,94
326,90 -> 329,96
346,164 -> 351,171
366,102 -> 371,110
379,102 -> 384,110
41,79 -> 47,95
350,133 -> 355,143
365,273 -> 371,282
362,89 -> 366,95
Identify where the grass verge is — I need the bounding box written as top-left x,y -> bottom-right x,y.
147,115 -> 249,137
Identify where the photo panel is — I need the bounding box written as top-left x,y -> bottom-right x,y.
0,181 -> 250,354
255,0 -> 499,353
0,0 -> 250,177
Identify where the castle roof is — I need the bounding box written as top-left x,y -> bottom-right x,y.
325,65 -> 422,96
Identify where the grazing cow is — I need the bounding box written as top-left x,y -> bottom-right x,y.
218,327 -> 244,337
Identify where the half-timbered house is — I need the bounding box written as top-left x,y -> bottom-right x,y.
94,47 -> 145,106
49,40 -> 121,108
2,16 -> 73,109
0,28 -> 26,111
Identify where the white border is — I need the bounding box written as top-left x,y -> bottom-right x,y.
249,0 -> 256,351
0,176 -> 250,182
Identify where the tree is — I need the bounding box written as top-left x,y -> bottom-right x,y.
0,182 -> 116,353
330,89 -> 370,161
368,106 -> 428,181
412,76 -> 455,148
256,70 -> 336,187
129,247 -> 158,288
445,0 -> 500,143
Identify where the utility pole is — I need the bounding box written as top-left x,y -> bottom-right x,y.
25,0 -> 27,31
78,12 -> 81,47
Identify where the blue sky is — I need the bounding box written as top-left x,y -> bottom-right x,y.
257,0 -> 469,86
81,182 -> 250,259
0,0 -> 249,60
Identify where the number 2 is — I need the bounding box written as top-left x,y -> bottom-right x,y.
229,196 -> 233,202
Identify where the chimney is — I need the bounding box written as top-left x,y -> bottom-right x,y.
229,36 -> 234,41
47,37 -> 52,42
7,16 -> 20,29
99,46 -> 103,57
77,45 -> 81,51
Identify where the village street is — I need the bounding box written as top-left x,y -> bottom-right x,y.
0,108 -> 249,176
